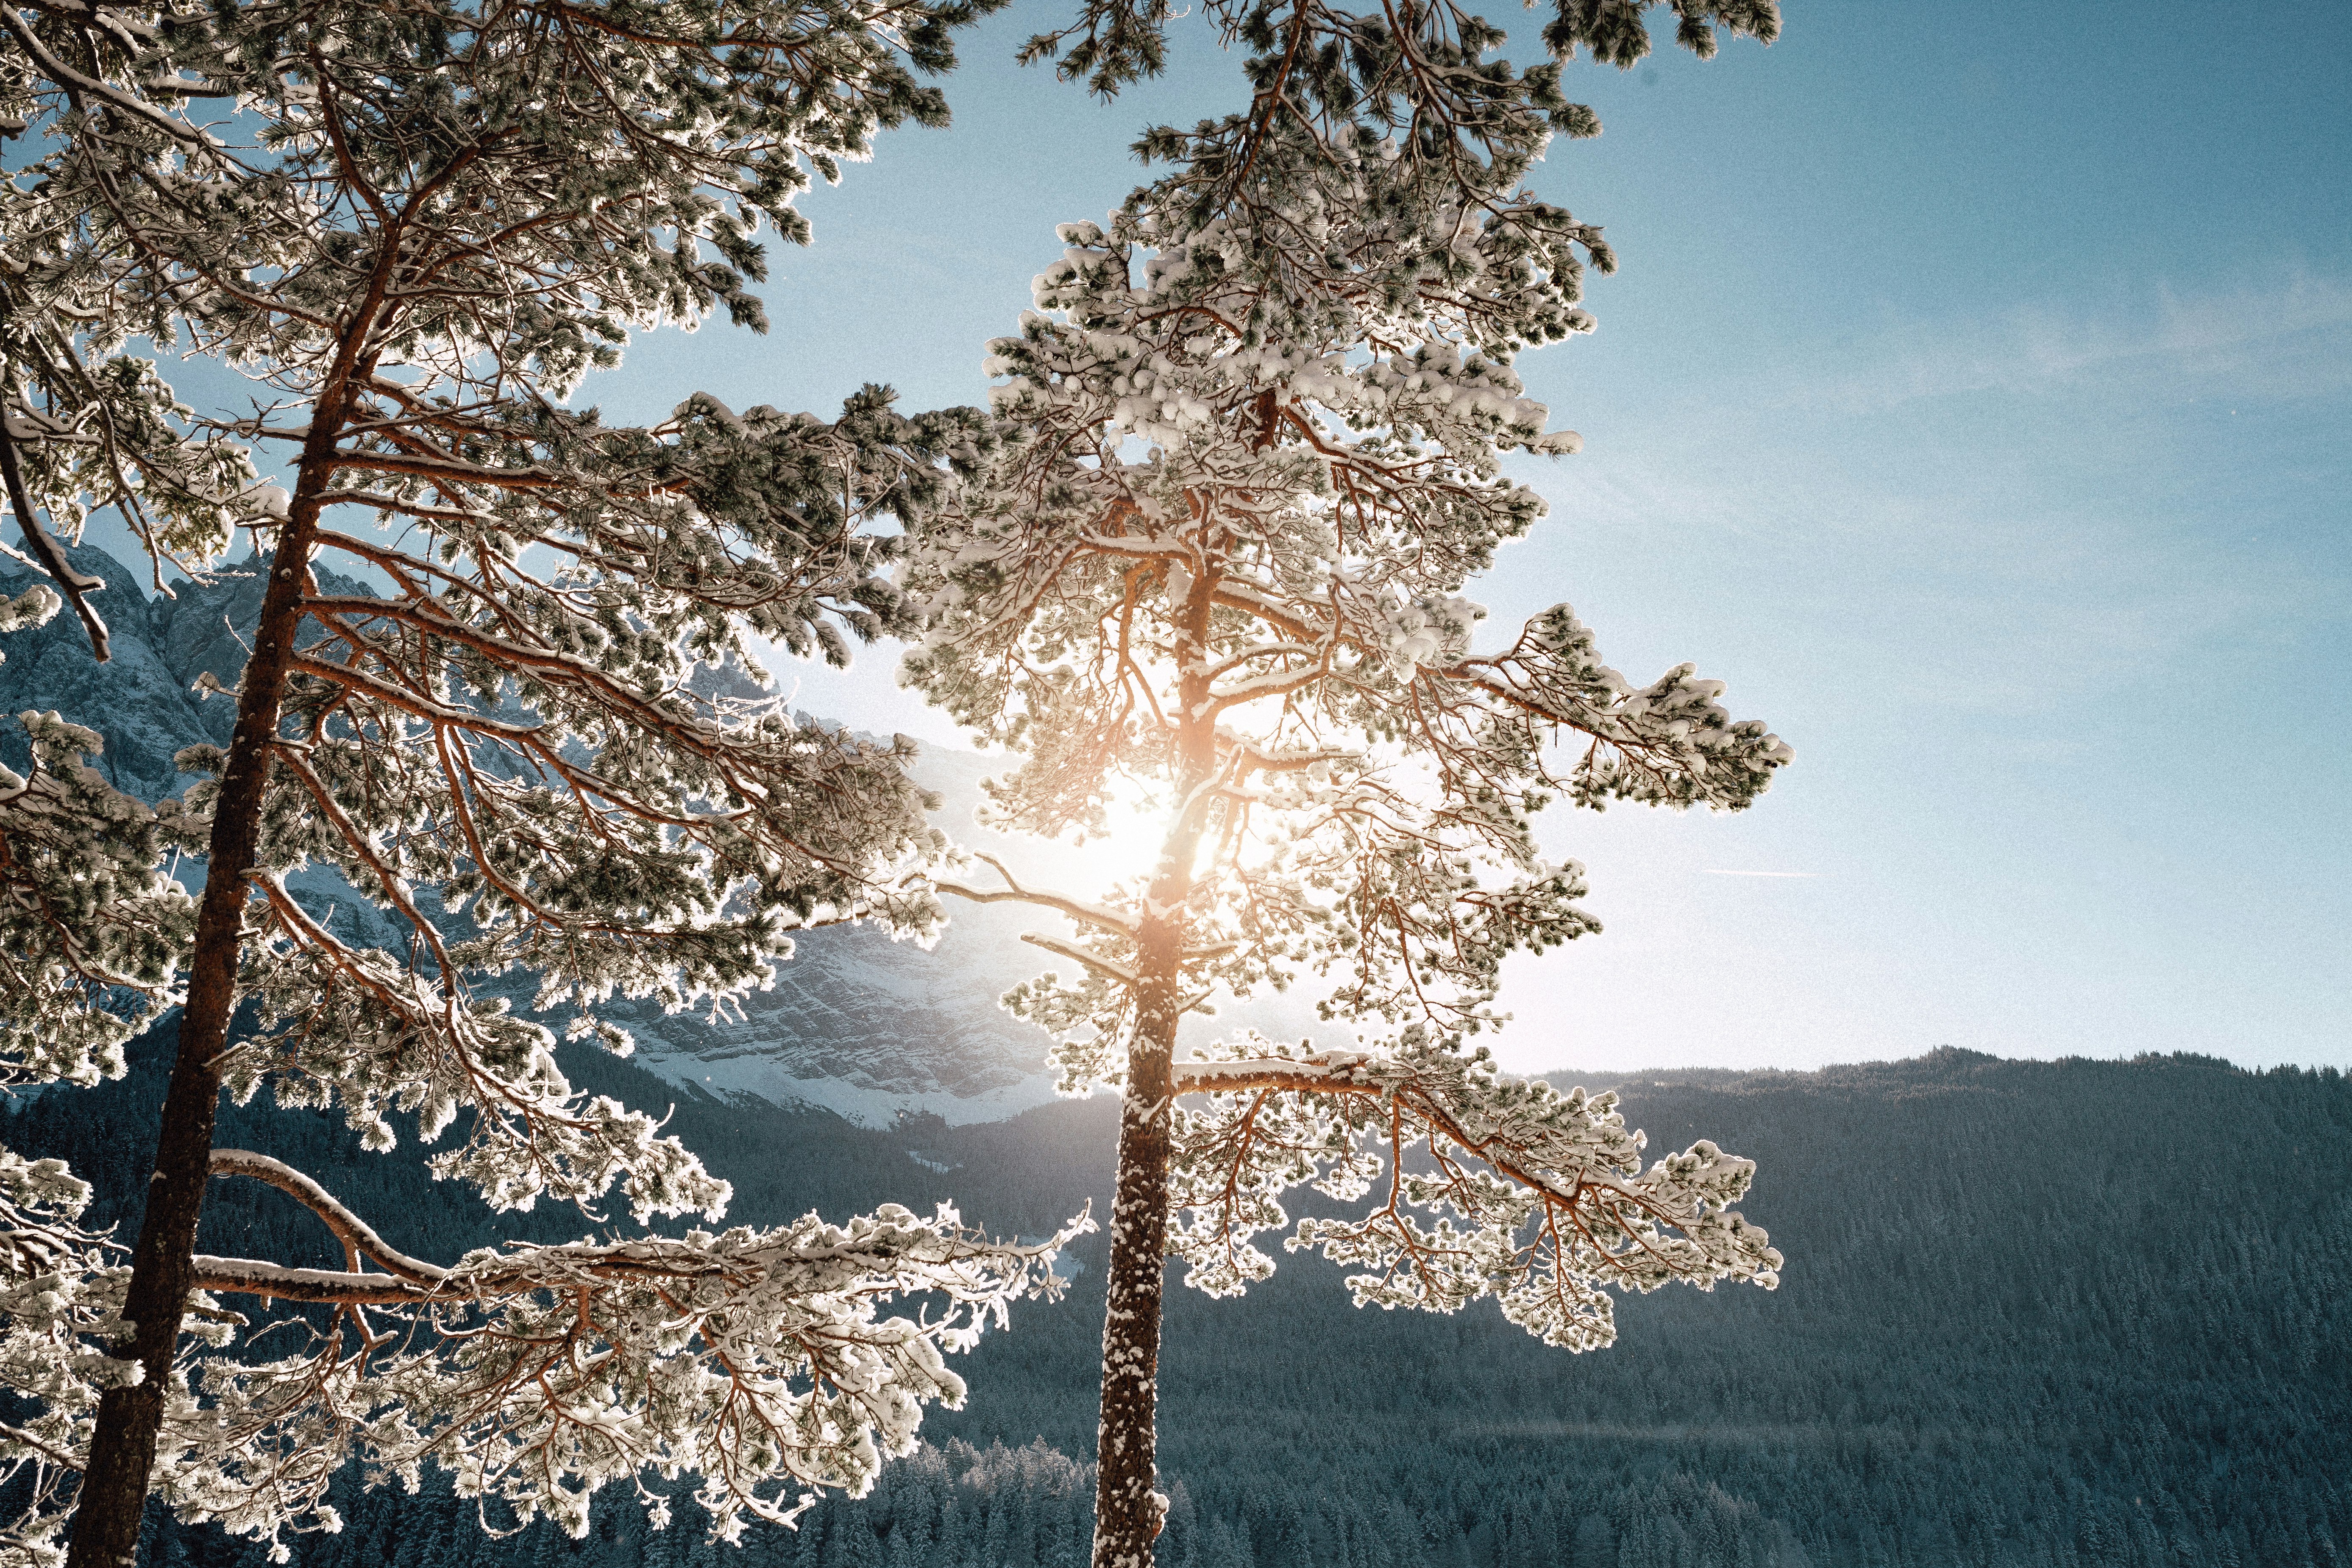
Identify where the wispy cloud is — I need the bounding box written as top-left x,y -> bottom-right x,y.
1488,263 -> 2352,720
1810,268 -> 2352,415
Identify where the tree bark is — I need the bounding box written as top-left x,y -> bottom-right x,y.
64,440 -> 335,1568
1091,555 -> 1220,1568
1091,957 -> 1178,1568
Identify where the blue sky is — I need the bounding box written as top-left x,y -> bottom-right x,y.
138,0 -> 2352,1073
618,0 -> 2352,1074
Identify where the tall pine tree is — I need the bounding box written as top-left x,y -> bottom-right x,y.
0,0 -> 1104,1555
903,2 -> 1787,1562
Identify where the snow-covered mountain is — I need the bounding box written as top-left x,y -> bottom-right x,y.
585,737 -> 1074,1124
0,544 -> 1063,1123
0,543 -> 246,799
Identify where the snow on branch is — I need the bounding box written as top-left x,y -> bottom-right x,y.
1166,1034 -> 1779,1351
937,852 -> 1143,937
0,382 -> 110,662
0,1148 -> 1092,1556
206,1150 -> 445,1284
0,710 -> 198,1089
902,171 -> 1795,1059
172,1194 -> 1095,1549
0,1148 -> 131,1565
1020,930 -> 1141,987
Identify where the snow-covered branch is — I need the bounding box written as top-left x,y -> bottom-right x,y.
0,710 -> 197,1089
1020,930 -> 1141,987
206,1150 -> 445,1285
937,852 -> 1143,938
1,1140 -> 1093,1558
1167,1036 -> 1779,1351
0,1148 -> 131,1565
175,1200 -> 1096,1548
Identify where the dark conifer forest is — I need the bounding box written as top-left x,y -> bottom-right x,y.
15,1034 -> 2345,1567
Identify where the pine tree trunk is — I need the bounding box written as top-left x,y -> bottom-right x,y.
1091,558 -> 1220,1568
65,445 -> 334,1568
1091,940 -> 1180,1568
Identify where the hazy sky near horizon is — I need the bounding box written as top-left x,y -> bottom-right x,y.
125,0 -> 2352,1074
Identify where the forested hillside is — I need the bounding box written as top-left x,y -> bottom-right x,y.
12,1040 -> 2344,1567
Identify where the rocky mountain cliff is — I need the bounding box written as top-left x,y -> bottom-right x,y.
0,543 -> 248,798
0,544 -> 1065,1122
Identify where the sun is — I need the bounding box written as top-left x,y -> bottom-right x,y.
1022,783 -> 1174,896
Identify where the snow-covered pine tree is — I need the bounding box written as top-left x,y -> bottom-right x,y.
0,0 -> 1103,1559
902,3 -> 1787,1563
